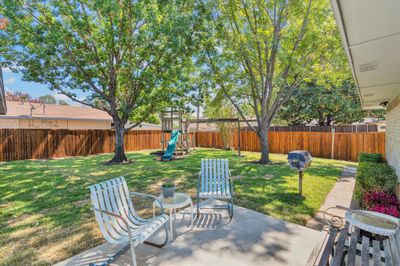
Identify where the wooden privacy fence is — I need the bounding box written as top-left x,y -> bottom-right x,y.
269,124 -> 379,132
0,129 -> 165,161
195,131 -> 386,162
0,128 -> 385,162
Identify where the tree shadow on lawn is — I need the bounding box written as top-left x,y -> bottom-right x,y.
1,214 -> 103,265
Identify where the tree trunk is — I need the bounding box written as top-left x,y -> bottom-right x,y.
258,125 -> 270,164
108,121 -> 128,164
326,114 -> 332,126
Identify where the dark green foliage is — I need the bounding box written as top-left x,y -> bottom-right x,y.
277,80 -> 385,126
162,182 -> 175,188
358,153 -> 384,163
354,162 -> 398,200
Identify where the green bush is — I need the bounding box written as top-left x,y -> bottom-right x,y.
358,153 -> 384,163
354,162 -> 398,200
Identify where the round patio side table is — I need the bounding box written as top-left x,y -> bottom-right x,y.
153,192 -> 193,241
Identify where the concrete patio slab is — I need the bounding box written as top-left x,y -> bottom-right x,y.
56,200 -> 325,266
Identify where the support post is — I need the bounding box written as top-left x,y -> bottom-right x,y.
185,119 -> 189,154
331,127 -> 335,159
237,120 -> 241,157
178,111 -> 183,155
299,170 -> 303,196
161,112 -> 165,152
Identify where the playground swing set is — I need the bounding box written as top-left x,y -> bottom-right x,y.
157,109 -> 250,161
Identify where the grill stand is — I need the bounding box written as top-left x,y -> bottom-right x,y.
298,170 -> 303,196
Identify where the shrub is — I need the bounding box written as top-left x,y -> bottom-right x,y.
369,204 -> 400,218
362,191 -> 400,218
362,191 -> 398,208
354,162 -> 398,200
358,153 -> 384,163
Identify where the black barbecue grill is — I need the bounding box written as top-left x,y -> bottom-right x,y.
288,150 -> 312,196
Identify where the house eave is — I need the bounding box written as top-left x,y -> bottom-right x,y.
330,0 -> 400,110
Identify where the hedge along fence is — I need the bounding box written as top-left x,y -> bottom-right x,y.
195,131 -> 386,162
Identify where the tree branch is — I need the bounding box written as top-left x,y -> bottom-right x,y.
205,50 -> 258,132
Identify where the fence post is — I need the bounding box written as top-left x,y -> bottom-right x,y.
331,127 -> 335,159
237,120 -> 241,157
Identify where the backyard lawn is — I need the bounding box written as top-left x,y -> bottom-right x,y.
0,148 -> 356,266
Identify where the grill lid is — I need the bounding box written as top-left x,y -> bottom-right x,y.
288,150 -> 312,162
288,150 -> 312,170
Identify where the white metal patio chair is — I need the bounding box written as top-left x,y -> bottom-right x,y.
197,159 -> 234,218
89,177 -> 168,266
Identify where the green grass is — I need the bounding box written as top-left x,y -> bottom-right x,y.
0,148 -> 356,265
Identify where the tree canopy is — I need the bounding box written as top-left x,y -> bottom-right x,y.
58,99 -> 69,105
277,80 -> 385,126
5,90 -> 40,103
0,0 -> 203,163
199,0 -> 347,163
39,94 -> 57,105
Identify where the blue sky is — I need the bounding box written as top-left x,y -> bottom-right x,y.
3,68 -> 77,104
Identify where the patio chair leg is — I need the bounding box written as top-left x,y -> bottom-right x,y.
144,223 -> 169,248
197,196 -> 200,217
130,243 -> 137,266
229,197 -> 234,218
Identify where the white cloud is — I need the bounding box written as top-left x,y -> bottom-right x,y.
2,67 -> 11,73
4,77 -> 16,85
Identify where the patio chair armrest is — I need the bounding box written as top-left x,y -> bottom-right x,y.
358,211 -> 399,225
91,207 -> 134,241
91,207 -> 122,219
129,192 -> 165,215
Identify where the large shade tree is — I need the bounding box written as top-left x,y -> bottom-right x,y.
278,80 -> 385,126
201,0 -> 346,164
0,0 -> 201,163
6,90 -> 40,103
39,94 -> 57,104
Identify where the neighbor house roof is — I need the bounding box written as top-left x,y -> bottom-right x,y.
330,0 -> 400,110
0,101 -> 112,121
